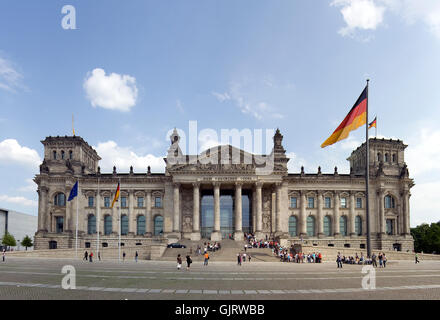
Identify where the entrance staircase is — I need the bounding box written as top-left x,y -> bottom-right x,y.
159,238 -> 280,262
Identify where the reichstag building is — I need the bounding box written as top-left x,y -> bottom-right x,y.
34,129 -> 414,252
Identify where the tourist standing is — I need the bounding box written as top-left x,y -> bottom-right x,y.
383,253 -> 387,268
378,253 -> 383,267
135,251 -> 138,263
372,253 -> 377,267
336,252 -> 343,269
237,253 -> 242,266
83,251 -> 88,261
89,252 -> 93,262
415,253 -> 420,264
248,253 -> 251,262
177,254 -> 182,270
123,251 -> 126,261
2,249 -> 5,262
98,252 -> 101,261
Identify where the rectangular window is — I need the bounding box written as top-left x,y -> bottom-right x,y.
88,196 -> 94,207
104,197 -> 110,208
324,197 -> 331,209
290,197 -> 297,208
121,197 -> 127,208
155,197 -> 162,208
137,197 -> 144,208
386,219 -> 394,235
341,197 -> 347,208
56,217 -> 64,233
356,198 -> 362,209
308,197 -> 315,209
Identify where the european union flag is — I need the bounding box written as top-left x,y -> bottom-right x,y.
68,181 -> 78,201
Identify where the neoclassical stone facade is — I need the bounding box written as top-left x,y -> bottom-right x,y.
34,129 -> 414,252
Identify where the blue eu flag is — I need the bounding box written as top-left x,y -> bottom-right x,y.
68,181 -> 78,201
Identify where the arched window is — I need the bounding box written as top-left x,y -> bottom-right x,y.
392,154 -> 396,163
137,215 -> 146,235
385,195 -> 395,209
61,150 -> 65,160
307,216 -> 315,237
87,214 -> 96,234
154,215 -> 164,236
288,216 -> 297,237
355,216 -> 362,236
377,153 -> 381,162
104,215 -> 112,235
54,193 -> 66,206
53,150 -> 57,160
324,216 -> 331,236
69,150 -> 73,160
121,215 -> 128,235
385,153 -> 389,162
340,216 -> 347,236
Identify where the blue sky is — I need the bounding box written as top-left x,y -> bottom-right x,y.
1,0 -> 440,226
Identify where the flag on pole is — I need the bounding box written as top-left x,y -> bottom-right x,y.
111,182 -> 120,208
68,181 -> 78,201
368,117 -> 377,129
321,86 -> 368,148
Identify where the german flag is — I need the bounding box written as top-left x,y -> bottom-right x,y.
368,117 -> 377,129
111,182 -> 120,208
321,86 -> 367,148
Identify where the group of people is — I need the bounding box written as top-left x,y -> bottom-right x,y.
279,251 -> 323,263
82,250 -> 140,262
177,254 -> 196,270
336,252 -> 388,268
237,252 -> 251,265
195,242 -> 221,255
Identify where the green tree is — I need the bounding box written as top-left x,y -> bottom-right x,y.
21,235 -> 33,251
1,232 -> 17,250
411,222 -> 440,254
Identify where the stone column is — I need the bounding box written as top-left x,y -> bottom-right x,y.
317,191 -> 324,237
252,188 -> 256,233
191,183 -> 201,240
96,190 -> 101,236
333,192 -> 340,236
38,187 -> 48,232
128,189 -> 135,235
275,183 -> 282,234
299,191 -> 307,236
211,182 -> 222,241
378,189 -> 385,234
173,183 -> 180,233
255,182 -> 263,236
146,190 -> 152,236
112,194 -> 118,235
349,192 -> 356,236
234,182 -> 243,240
403,190 -> 410,235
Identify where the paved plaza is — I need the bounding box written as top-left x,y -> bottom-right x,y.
1,257 -> 440,300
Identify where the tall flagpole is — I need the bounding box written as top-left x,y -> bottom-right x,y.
75,180 -> 79,259
375,116 -> 377,137
97,177 -> 100,258
366,79 -> 371,258
118,178 -> 121,263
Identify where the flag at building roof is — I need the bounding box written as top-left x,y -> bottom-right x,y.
321,86 -> 368,148
68,181 -> 78,201
111,182 -> 120,208
368,116 -> 377,129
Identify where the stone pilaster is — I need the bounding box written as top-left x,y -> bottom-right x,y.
173,183 -> 180,233
317,191 -> 324,238
146,190 -> 152,236
378,189 -> 385,235
299,191 -> 307,237
349,191 -> 356,236
128,189 -> 135,235
333,192 -> 340,236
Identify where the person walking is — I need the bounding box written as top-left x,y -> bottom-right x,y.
177,254 -> 182,270
415,253 -> 420,264
83,251 -> 88,261
336,252 -> 343,269
242,252 -> 246,263
378,253 -> 383,268
383,253 -> 387,268
248,253 -> 251,262
123,251 -> 126,262
135,251 -> 138,262
98,252 -> 101,261
237,253 -> 242,266
204,252 -> 209,266
186,255 -> 192,270
2,249 -> 5,262
89,252 -> 93,262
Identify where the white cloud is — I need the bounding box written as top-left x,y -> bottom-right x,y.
93,141 -> 165,173
83,68 -> 138,112
410,181 -> 440,227
0,56 -> 24,93
332,0 -> 386,36
405,128 -> 440,177
213,80 -> 285,120
176,99 -> 184,113
18,179 -> 36,193
0,139 -> 41,170
0,195 -> 37,207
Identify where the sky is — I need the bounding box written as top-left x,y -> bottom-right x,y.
0,0 -> 439,227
